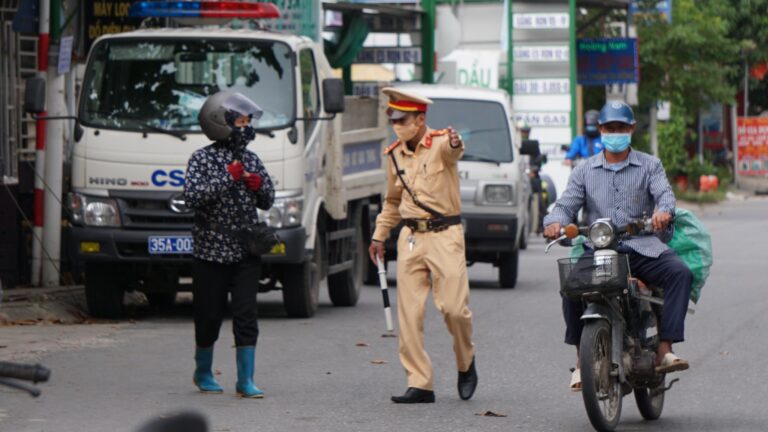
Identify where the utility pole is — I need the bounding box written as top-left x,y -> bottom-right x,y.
32,0 -> 51,286
649,105 -> 658,157
421,0 -> 435,83
41,0 -> 66,286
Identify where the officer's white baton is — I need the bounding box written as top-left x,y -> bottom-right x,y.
376,256 -> 394,332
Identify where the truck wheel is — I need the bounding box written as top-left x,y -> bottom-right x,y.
520,219 -> 529,250
85,263 -> 125,319
282,232 -> 321,318
145,292 -> 176,309
498,248 -> 519,289
328,219 -> 364,307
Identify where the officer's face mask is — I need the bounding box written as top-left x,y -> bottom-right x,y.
601,133 -> 632,153
392,115 -> 421,143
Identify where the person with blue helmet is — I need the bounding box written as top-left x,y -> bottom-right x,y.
543,101 -> 694,391
564,110 -> 603,167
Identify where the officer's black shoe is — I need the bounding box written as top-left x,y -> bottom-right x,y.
391,387 -> 435,404
458,357 -> 478,400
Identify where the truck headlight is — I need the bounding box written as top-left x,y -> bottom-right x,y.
258,193 -> 303,228
484,184 -> 513,204
67,193 -> 121,227
588,220 -> 615,248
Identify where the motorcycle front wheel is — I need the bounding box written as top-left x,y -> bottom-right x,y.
634,377 -> 665,420
580,320 -> 622,432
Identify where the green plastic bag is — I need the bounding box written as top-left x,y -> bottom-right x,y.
567,208 -> 712,303
668,208 -> 712,303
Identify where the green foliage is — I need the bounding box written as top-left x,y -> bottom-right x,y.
636,0 -> 739,113
656,103 -> 689,176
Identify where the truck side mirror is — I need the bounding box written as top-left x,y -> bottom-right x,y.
520,139 -> 541,157
322,78 -> 345,114
24,77 -> 46,114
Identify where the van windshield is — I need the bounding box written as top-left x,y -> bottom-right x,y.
428,99 -> 513,163
79,38 -> 295,132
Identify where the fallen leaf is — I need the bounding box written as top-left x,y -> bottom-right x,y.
719,351 -> 730,356
214,368 -> 222,375
381,333 -> 397,338
355,342 -> 369,347
370,360 -> 388,365
475,410 -> 507,418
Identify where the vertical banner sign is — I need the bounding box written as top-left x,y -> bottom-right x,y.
85,1 -> 142,52
737,117 -> 768,176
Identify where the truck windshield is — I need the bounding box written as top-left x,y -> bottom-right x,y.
428,99 -> 513,163
79,38 -> 295,132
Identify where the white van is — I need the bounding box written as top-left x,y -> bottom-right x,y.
378,85 -> 539,288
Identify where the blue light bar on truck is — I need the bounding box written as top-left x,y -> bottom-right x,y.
129,1 -> 281,19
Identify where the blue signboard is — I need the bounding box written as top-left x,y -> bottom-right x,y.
343,140 -> 382,175
629,1 -> 672,23
577,38 -> 639,86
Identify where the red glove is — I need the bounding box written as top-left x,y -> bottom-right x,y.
227,161 -> 244,181
243,172 -> 263,191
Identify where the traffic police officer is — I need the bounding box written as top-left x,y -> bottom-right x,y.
368,87 -> 478,403
184,91 -> 275,399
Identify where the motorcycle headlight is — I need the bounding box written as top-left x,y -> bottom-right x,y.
588,220 -> 614,248
67,193 -> 121,227
484,184 -> 513,204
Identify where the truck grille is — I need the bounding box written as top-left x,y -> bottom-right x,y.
111,191 -> 194,230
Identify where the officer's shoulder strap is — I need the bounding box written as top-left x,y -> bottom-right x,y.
383,140 -> 401,155
425,129 -> 450,149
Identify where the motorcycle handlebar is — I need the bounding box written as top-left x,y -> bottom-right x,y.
0,362 -> 51,383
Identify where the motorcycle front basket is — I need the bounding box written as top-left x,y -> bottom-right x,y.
557,254 -> 630,300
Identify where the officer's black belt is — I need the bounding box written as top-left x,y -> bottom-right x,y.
403,215 -> 462,233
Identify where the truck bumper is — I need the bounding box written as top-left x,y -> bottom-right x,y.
66,225 -> 308,266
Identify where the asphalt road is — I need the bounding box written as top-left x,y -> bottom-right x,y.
2,198 -> 767,432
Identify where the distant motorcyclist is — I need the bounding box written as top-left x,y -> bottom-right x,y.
564,110 -> 603,167
184,91 -> 275,399
543,101 -> 693,391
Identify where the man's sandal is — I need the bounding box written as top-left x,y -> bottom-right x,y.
656,352 -> 690,373
570,368 -> 582,392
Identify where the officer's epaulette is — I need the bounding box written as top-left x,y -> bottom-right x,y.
424,129 -> 449,149
383,140 -> 401,155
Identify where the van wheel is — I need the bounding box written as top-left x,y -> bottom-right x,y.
85,263 -> 125,319
498,249 -> 519,289
282,232 -> 322,318
328,217 -> 363,307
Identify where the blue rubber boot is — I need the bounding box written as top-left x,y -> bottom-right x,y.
236,346 -> 264,398
193,347 -> 223,394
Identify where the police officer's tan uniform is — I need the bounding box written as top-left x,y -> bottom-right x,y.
372,88 -> 475,393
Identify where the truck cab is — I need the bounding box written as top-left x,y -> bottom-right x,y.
378,85 -> 538,288
46,21 -> 389,318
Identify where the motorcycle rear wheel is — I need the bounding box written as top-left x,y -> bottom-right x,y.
580,320 -> 622,432
634,377 -> 665,420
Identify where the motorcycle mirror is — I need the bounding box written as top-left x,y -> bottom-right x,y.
564,224 -> 579,239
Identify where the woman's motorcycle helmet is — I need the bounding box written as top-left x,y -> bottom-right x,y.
198,91 -> 264,141
598,101 -> 636,125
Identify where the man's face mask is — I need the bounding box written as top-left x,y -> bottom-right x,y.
392,116 -> 421,143
601,133 -> 632,153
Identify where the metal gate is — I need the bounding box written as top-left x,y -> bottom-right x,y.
1,0 -> 37,180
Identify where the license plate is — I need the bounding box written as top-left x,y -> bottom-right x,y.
148,236 -> 193,254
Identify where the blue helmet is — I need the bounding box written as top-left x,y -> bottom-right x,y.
598,101 -> 636,125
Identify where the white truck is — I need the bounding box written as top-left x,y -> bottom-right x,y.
377,85 -> 539,288
26,21 -> 389,318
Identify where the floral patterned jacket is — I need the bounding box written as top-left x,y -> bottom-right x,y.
184,141 -> 275,263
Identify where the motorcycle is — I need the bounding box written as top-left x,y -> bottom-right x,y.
545,218 -> 682,432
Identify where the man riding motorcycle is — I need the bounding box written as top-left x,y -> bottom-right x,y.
543,101 -> 693,391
